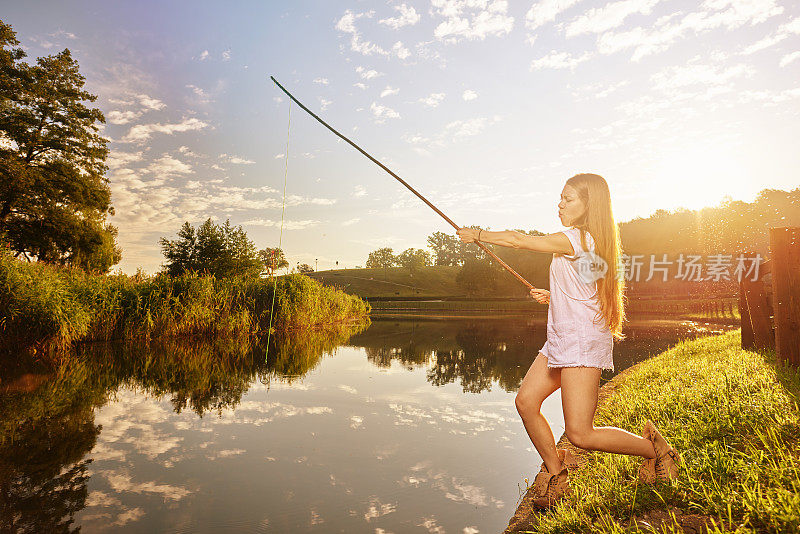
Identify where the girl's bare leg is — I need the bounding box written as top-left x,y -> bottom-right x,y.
560,367 -> 656,458
515,352 -> 563,473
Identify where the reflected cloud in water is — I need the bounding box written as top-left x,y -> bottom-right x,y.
0,316 -> 733,533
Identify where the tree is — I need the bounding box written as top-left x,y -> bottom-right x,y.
426,226 -> 486,267
366,247 -> 396,269
258,247 -> 289,276
396,248 -> 432,274
426,231 -> 461,266
159,219 -> 263,278
0,20 -> 120,272
297,263 -> 314,273
456,257 -> 498,296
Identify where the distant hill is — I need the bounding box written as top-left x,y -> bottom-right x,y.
307,266 -> 462,298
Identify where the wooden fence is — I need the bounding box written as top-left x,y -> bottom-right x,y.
740,227 -> 800,367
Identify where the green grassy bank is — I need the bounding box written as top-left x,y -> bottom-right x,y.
510,330 -> 799,534
307,266 -> 461,297
0,251 -> 369,356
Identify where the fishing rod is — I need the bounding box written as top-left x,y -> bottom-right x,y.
269,76 -> 537,291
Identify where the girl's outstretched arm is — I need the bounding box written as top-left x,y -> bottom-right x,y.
456,228 -> 575,255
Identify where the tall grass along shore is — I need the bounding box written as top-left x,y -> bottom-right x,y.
0,251 -> 369,356
508,330 -> 799,534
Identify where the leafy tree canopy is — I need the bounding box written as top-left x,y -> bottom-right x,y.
396,247 -> 432,273
0,20 -> 120,272
159,219 -> 267,278
366,247 -> 396,269
258,246 -> 289,276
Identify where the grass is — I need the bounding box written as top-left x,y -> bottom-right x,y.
307,266 -> 462,297
513,330 -> 800,534
0,250 -> 369,357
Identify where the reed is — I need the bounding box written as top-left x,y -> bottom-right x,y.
0,250 -> 369,356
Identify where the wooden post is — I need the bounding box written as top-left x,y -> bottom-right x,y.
743,278 -> 774,350
770,227 -> 800,367
740,252 -> 756,349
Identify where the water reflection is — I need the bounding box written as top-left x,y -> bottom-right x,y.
0,320 -> 368,533
351,317 -> 734,392
0,317 -> 734,533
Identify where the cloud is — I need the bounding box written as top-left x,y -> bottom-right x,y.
219,153 -> 256,164
650,59 -> 755,91
530,50 -> 592,70
147,155 -> 193,177
598,0 -> 785,61
112,507 -> 145,527
736,87 -> 800,105
199,50 -> 209,61
342,218 -> 361,226
177,145 -> 201,158
121,117 -> 209,143
462,89 -> 478,101
107,110 -> 143,125
49,29 -> 77,40
319,98 -> 332,111
525,0 -> 583,30
104,473 -> 192,501
222,49 -> 231,61
349,415 -> 364,429
186,84 -> 212,103
418,516 -> 445,534
393,41 -> 411,60
136,94 -> 166,111
419,92 -> 446,107
336,10 -> 390,56
402,115 -> 501,153
85,491 -> 122,508
380,86 -> 400,98
570,80 -> 629,100
364,497 -> 396,521
780,51 -> 800,67
379,4 -> 421,29
241,218 -> 320,230
370,102 -> 400,121
106,151 -> 143,169
565,0 -> 662,37
446,117 -> 490,138
356,66 -> 383,79
354,82 -> 368,90
313,77 -> 329,85
742,15 -> 800,55
353,185 -> 367,197
432,0 -> 514,42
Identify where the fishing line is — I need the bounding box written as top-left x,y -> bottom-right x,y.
265,99 -> 292,356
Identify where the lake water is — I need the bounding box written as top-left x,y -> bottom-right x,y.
0,316 -> 735,533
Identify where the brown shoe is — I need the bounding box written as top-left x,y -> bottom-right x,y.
639,420 -> 681,482
530,449 -> 573,508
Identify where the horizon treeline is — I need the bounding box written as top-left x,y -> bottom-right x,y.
363,187 -> 800,296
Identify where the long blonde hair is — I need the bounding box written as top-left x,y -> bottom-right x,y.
566,173 -> 626,340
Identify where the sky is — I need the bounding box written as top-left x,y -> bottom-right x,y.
3,0 -> 800,274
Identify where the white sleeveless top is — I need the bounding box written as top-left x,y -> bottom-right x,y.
539,227 -> 614,370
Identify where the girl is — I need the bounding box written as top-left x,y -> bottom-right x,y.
456,173 -> 680,507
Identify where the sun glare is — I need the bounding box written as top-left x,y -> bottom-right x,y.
652,142 -> 749,212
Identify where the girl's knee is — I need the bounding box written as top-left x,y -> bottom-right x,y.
515,392 -> 541,415
565,427 -> 593,449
